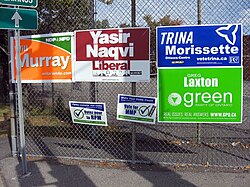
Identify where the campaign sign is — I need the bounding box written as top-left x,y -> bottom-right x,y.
74,28 -> 150,82
69,101 -> 107,126
157,24 -> 242,67
158,67 -> 242,123
117,94 -> 157,124
11,32 -> 73,83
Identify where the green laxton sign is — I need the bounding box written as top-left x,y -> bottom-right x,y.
0,7 -> 38,30
158,67 -> 242,123
0,0 -> 38,7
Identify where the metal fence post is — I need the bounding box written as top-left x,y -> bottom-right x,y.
131,0 -> 137,163
90,0 -> 96,103
197,0 -> 201,25
15,29 -> 28,175
90,0 -> 97,140
8,30 -> 18,156
196,0 -> 202,144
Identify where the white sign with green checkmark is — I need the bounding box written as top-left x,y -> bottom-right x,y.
69,101 -> 108,126
117,94 -> 157,124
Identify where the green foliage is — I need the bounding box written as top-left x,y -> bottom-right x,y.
58,0 -> 74,5
143,15 -> 183,60
54,96 -> 71,123
0,31 -> 9,102
37,0 -> 93,33
0,103 -> 10,119
95,19 -> 110,29
98,0 -> 114,5
144,15 -> 183,28
119,23 -> 131,28
29,106 -> 52,116
0,30 -> 8,68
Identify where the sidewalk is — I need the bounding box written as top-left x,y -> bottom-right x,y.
1,136 -> 250,187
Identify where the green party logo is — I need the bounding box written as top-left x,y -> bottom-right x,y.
168,91 -> 233,108
168,93 -> 182,106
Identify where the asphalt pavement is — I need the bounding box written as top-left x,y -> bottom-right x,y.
0,136 -> 250,187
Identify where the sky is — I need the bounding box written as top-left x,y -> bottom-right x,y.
95,0 -> 250,34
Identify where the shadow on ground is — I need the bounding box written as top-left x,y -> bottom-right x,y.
11,136 -> 198,187
0,138 -> 198,187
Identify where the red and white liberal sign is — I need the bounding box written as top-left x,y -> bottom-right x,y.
73,28 -> 150,82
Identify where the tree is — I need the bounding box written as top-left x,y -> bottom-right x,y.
0,30 -> 8,102
36,0 -> 93,34
119,23 -> 131,28
143,15 -> 183,61
143,15 -> 183,75
98,0 -> 114,5
95,19 -> 110,29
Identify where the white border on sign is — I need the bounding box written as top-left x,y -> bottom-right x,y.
157,66 -> 243,124
0,0 -> 38,8
11,32 -> 74,83
117,94 -> 157,124
69,101 -> 108,126
73,27 -> 150,83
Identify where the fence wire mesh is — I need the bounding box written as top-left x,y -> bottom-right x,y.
12,0 -> 250,168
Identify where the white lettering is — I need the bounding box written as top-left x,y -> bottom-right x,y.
183,92 -> 232,108
161,31 -> 193,44
184,77 -> 218,87
20,54 -> 70,70
165,44 -> 239,56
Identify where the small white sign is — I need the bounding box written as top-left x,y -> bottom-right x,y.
69,101 -> 107,126
117,94 -> 157,124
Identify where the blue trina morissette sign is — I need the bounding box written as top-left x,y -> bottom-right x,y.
157,24 -> 242,67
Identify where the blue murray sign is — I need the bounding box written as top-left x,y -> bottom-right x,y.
157,24 -> 242,67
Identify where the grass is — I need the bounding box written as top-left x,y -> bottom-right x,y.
0,103 -> 10,135
28,106 -> 71,126
29,115 -> 70,126
0,103 -> 10,120
0,103 -> 70,126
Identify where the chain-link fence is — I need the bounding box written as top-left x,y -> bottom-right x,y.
12,0 -> 250,168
